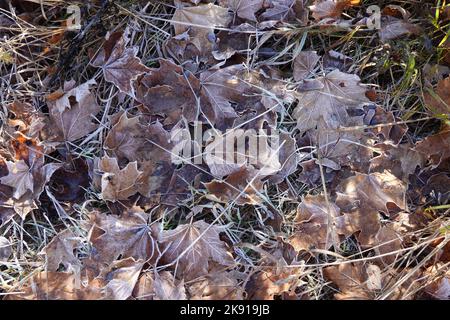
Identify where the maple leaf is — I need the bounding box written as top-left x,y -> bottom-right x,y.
7,101 -> 46,138
293,69 -> 369,131
220,0 -> 264,22
134,59 -> 202,124
0,160 -> 33,199
153,271 -> 187,300
172,3 -> 230,36
47,80 -> 101,142
98,155 -> 142,202
335,171 -> 407,246
91,32 -> 149,97
293,50 -> 320,81
289,194 -> 354,252
88,211 -> 160,268
205,167 -> 264,205
40,229 -> 82,272
159,220 -> 234,280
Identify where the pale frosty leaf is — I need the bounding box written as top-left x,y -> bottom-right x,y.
0,160 -> 33,199
379,16 -> 421,42
293,50 -> 320,81
0,236 -> 12,260
159,220 -> 234,280
102,258 -> 144,300
172,3 -> 230,35
310,0 -> 358,21
187,271 -> 243,300
40,229 -> 82,272
221,0 -> 264,22
88,211 -> 159,266
154,271 -> 187,300
293,69 -> 369,131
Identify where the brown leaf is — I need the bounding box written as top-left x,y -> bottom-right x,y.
88,211 -> 160,268
47,80 -> 101,142
335,171 -> 407,246
40,229 -> 82,272
261,0 -> 308,23
415,127 -> 450,170
293,50 -> 320,81
0,160 -> 34,199
379,15 -> 421,42
172,3 -> 230,36
310,0 -> 359,21
159,220 -> 234,280
0,236 -> 12,261
187,271 -> 243,300
98,155 -> 142,202
205,167 -> 264,205
101,258 -> 145,300
153,271 -> 187,300
293,70 -> 369,131
424,76 -> 450,115
91,32 -> 150,97
220,0 -> 264,22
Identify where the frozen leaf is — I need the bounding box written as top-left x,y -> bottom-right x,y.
7,101 -> 46,138
134,59 -> 202,124
310,0 -> 359,21
98,155 -> 142,202
205,167 -> 264,205
132,272 -> 155,300
188,271 -> 243,300
40,229 -> 82,272
268,131 -> 299,184
293,70 -> 369,131
261,0 -> 307,23
289,194 -> 353,251
154,271 -> 187,300
172,3 -> 230,35
47,80 -> 101,142
88,211 -> 159,267
293,51 -> 320,81
91,32 -> 150,97
370,143 -> 426,181
47,79 -> 96,113
0,160 -> 33,199
102,258 -> 144,300
221,0 -> 264,22
335,171 -> 407,246
379,16 -> 421,42
159,220 -> 234,280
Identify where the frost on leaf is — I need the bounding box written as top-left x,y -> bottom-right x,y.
159,220 -> 234,280
293,70 -> 369,131
91,32 -> 149,97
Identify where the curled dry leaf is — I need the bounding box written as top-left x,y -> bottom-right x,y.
294,69 -> 369,131
102,258 -> 145,300
159,220 -> 234,280
205,167 -> 264,205
47,80 -> 101,142
88,211 -> 160,268
91,32 -> 150,97
98,155 -> 142,202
